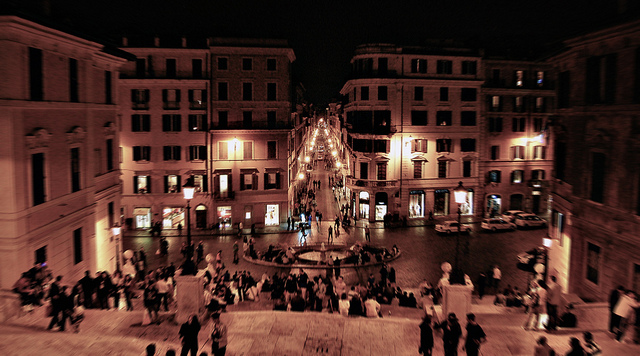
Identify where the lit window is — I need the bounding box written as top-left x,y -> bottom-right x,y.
534,146 -> 546,159
165,175 -> 180,193
133,146 -> 151,161
537,71 -> 544,87
512,146 -> 525,160
516,70 -> 524,87
134,175 -> 150,194
511,170 -> 524,183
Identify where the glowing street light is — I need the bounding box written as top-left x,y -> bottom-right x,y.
305,156 -> 310,162
332,150 -> 337,156
298,173 -> 305,180
336,161 -> 342,168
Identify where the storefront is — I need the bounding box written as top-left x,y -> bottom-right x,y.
195,205 -> 207,229
374,192 -> 388,221
265,204 -> 279,226
434,189 -> 450,216
486,194 -> 502,217
460,189 -> 474,215
359,191 -> 370,220
409,190 -> 425,218
162,207 -> 184,229
133,207 -> 151,229
217,206 -> 232,227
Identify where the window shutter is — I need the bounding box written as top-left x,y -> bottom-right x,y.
176,89 -> 181,102
163,146 -> 171,160
203,90 -> 207,102
510,171 -> 515,183
213,175 -> 220,194
131,89 -> 136,103
188,90 -> 193,102
164,176 -> 169,193
146,176 -> 152,193
144,146 -> 151,161
253,174 -> 258,190
199,146 -> 207,160
133,176 -> 139,193
132,116 -> 140,132
202,115 -> 208,131
176,175 -> 181,193
174,146 -> 181,160
133,146 -> 140,161
162,89 -> 167,102
228,174 -> 232,193
189,115 -> 195,129
276,172 -> 281,189
143,115 -> 150,131
202,175 -> 208,192
174,115 -> 181,131
386,140 -> 390,153
144,90 -> 150,102
163,115 -> 171,131
240,175 -> 245,190
264,173 -> 269,189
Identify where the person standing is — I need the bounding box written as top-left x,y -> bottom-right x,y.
179,314 -> 201,356
491,265 -> 502,293
463,313 -> 486,356
546,276 -> 562,331
327,225 -> 333,244
47,275 -> 63,331
419,314 -> 434,355
437,313 -> 463,356
477,272 -> 486,300
210,313 -> 227,356
609,285 -> 625,333
287,216 -> 291,231
364,226 -> 371,242
613,290 -> 639,341
533,336 -> 555,356
232,241 -> 239,264
156,277 -> 170,312
143,280 -> 159,323
523,280 -> 547,331
196,242 -> 204,265
78,271 -> 94,309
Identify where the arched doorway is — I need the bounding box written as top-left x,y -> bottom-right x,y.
510,194 -> 524,211
434,189 -> 450,215
195,205 -> 207,229
486,194 -> 502,217
374,192 -> 388,221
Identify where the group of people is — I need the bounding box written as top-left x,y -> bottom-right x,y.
45,275 -> 85,333
533,332 -> 601,356
12,263 -> 51,307
419,312 -> 486,356
142,312 -> 227,356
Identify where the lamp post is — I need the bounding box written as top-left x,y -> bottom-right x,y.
452,181 -> 467,284
182,177 -> 196,260
112,223 -> 122,271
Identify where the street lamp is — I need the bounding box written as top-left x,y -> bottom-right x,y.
451,181 -> 467,284
182,177 -> 196,256
112,223 -> 122,271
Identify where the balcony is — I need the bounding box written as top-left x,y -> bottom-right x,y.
132,102 -> 149,110
213,191 -> 235,201
345,176 -> 399,188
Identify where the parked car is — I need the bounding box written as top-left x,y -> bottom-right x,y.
481,218 -> 516,231
514,213 -> 547,228
501,210 -> 526,222
435,221 -> 471,234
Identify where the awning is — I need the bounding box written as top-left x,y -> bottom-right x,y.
213,169 -> 232,174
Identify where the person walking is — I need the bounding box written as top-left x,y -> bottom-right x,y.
609,285 -> 625,333
533,336 -> 555,356
613,289 -> 639,341
437,313 -> 463,356
364,226 -> 371,242
492,265 -> 502,293
47,275 -> 63,331
566,337 -> 586,356
419,314 -> 434,355
232,241 -> 239,264
523,280 -> 547,331
463,313 -> 486,356
209,313 -> 227,356
546,276 -> 562,331
179,314 -> 201,356
327,225 -> 333,244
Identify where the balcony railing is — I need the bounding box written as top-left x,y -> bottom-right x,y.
132,102 -> 149,110
345,176 -> 399,188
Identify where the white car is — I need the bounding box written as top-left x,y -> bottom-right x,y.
501,210 -> 526,222
514,213 -> 547,228
481,218 -> 516,231
435,221 -> 471,234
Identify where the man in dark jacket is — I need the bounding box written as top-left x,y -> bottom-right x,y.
46,276 -> 63,330
464,313 -> 486,356
78,271 -> 94,309
437,313 -> 462,356
419,314 -> 434,355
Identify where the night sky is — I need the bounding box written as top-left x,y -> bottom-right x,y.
7,0 -> 625,105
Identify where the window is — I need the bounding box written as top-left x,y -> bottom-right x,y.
492,69 -> 501,84
462,60 -> 477,75
243,111 -> 252,129
105,71 -> 112,104
373,140 -> 389,153
162,114 -> 181,132
488,170 -> 501,183
106,139 -> 114,171
166,58 -> 176,78
436,111 -> 452,126
514,96 -> 525,112
436,139 -> 452,152
439,87 -> 449,101
131,114 -> 151,132
532,170 -> 545,180
133,175 -> 150,194
131,89 -> 150,109
437,60 -> 453,74
376,162 -> 387,180
108,201 -> 114,228
217,57 -> 228,70
189,145 -> 207,161
69,58 -> 78,102
193,174 -> 208,192
218,111 -> 228,128
267,111 -> 277,128
267,141 -> 277,159
192,59 -> 203,78
267,83 -> 277,101
162,89 -> 181,109
533,117 -> 544,133
218,141 -> 228,160
460,88 -> 477,101
512,146 -> 525,160
35,246 -> 47,265
490,96 -> 502,111
163,146 -> 181,161
188,114 -> 207,131
511,170 -> 524,183
188,89 -> 207,109
515,70 -> 524,87
535,97 -> 545,112
133,146 -> 151,161
412,139 -> 428,153
240,173 -> 257,191
463,160 -> 472,177
438,161 -> 448,178
489,117 -> 503,132
242,58 -> 252,71
490,146 -> 500,160
70,147 -> 80,192
29,47 -> 43,101
414,87 -> 424,101
242,82 -> 253,101
361,86 -> 369,100
73,228 -> 82,264
378,58 -> 388,74
32,153 -> 46,206
135,57 -> 146,77
411,58 -> 427,73
217,82 -> 228,101
512,117 -> 525,132
411,111 -> 428,126
586,242 -> 601,284
461,111 -> 476,126
536,71 -> 544,87
243,141 -> 253,160
591,152 -> 606,203
264,171 -> 281,190
164,175 -> 181,193
378,86 -> 388,101
360,162 -> 368,179
558,71 -> 571,108
586,54 -> 617,104
413,161 -> 423,179
533,146 -> 546,159
267,58 -> 277,71
460,139 -> 476,152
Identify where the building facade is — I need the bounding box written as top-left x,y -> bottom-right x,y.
0,16 -> 128,288
548,19 -> 640,299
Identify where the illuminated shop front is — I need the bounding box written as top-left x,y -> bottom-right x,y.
460,189 -> 474,215
486,194 -> 502,217
434,189 -> 449,215
265,204 -> 279,226
359,191 -> 370,220
409,190 -> 425,218
217,206 -> 232,227
162,207 -> 184,229
134,207 -> 151,229
374,192 -> 388,221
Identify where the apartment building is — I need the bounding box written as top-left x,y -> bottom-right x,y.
119,36 -> 296,231
0,15 -> 128,288
548,19 -> 640,299
481,59 -> 555,217
339,43 -> 482,222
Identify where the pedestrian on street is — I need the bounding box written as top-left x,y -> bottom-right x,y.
477,272 -> 486,300
566,337 -> 586,356
287,216 -> 291,231
546,276 -> 562,331
419,314 -> 434,355
463,313 -> 486,356
179,314 -> 201,356
492,265 -> 502,293
232,241 -> 239,264
335,216 -> 340,231
613,289 -> 639,341
364,226 -> 371,242
533,336 -> 555,356
210,312 -> 228,356
436,313 -> 462,356
583,331 -> 601,356
47,275 -> 63,331
609,285 -> 625,333
328,226 -> 333,244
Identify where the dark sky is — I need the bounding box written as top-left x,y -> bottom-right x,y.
10,0 -> 625,105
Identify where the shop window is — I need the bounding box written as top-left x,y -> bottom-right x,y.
409,191 -> 425,218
